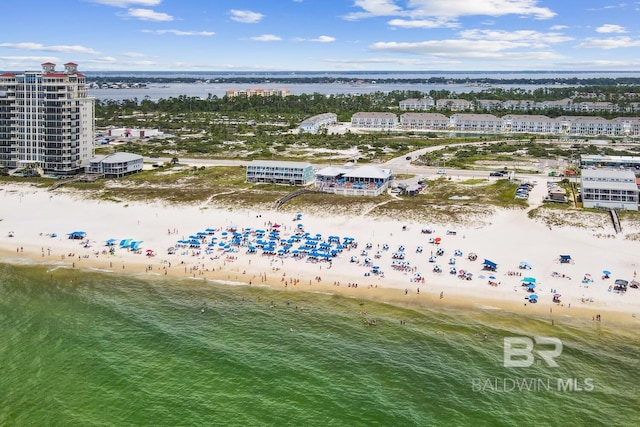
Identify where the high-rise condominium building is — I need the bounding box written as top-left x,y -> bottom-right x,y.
0,62 -> 94,175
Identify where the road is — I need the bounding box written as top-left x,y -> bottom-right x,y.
145,138 -> 552,186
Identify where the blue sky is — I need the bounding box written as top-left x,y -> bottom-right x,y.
1,0 -> 640,72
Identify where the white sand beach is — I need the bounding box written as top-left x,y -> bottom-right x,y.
1,182 -> 639,325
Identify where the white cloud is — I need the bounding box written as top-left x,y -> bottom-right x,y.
369,38 -> 563,61
142,29 -> 215,36
92,56 -> 118,63
230,9 -> 264,23
0,42 -> 99,54
596,24 -> 627,33
326,57 -> 438,65
343,0 -> 403,20
125,8 -> 173,21
550,25 -> 568,30
121,51 -> 146,57
577,36 -> 640,49
295,35 -> 336,42
387,18 -> 459,29
371,39 -> 527,54
459,29 -> 573,45
251,34 -> 282,42
0,55 -> 58,63
344,0 -> 555,20
87,0 -> 161,7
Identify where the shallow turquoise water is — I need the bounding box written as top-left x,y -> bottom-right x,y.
0,263 -> 638,426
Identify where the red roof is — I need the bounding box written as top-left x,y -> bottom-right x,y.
64,62 -> 77,66
1,72 -> 16,77
41,62 -> 55,65
44,73 -> 69,77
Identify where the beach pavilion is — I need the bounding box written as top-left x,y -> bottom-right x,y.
316,165 -> 392,196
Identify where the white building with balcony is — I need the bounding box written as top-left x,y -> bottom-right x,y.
299,113 -> 337,134
436,99 -> 472,111
501,115 -> 560,134
89,152 -> 143,178
400,113 -> 449,130
350,112 -> 398,130
581,169 -> 639,211
0,62 -> 94,175
399,97 -> 435,110
449,114 -> 502,132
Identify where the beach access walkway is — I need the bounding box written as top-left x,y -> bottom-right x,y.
274,188 -> 322,209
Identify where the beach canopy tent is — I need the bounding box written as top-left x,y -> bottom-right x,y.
519,261 -> 532,269
522,277 -> 536,284
105,238 -> 117,246
614,279 -> 628,292
559,255 -> 572,264
482,259 -> 497,271
68,231 -> 86,240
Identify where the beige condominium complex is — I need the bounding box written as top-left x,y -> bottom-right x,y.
0,62 -> 94,175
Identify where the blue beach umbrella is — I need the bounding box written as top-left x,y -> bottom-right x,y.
528,294 -> 538,300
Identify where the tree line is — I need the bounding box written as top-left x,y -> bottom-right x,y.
95,85 -> 640,123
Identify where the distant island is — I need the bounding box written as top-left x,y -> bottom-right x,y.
85,75 -> 640,87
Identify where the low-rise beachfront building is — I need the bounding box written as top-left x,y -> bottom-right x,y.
475,99 -> 503,111
107,128 -> 162,139
399,97 -> 435,110
501,115 -> 561,134
568,101 -> 618,113
580,154 -> 640,170
400,113 -> 449,130
246,160 -> 314,185
88,152 -> 143,178
350,112 -> 398,130
315,165 -> 392,196
436,99 -> 471,111
299,113 -> 337,134
557,116 -> 623,136
613,117 -> 640,135
534,98 -> 573,111
449,114 -> 502,132
580,169 -> 639,211
502,100 -> 534,111
225,88 -> 290,98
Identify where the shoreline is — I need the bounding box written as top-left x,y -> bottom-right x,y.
1,245 -> 637,328
1,183 -> 640,327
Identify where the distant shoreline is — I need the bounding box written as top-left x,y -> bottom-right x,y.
85,74 -> 640,86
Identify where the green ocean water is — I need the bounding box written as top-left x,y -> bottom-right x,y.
0,263 -> 638,427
